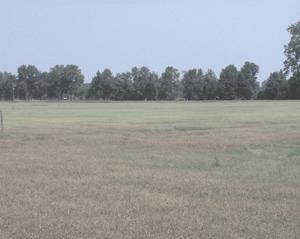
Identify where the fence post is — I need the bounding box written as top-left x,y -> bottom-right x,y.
0,110 -> 3,133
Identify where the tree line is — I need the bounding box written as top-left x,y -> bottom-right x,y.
0,64 -> 84,101
1,20 -> 299,101
0,62 -> 298,101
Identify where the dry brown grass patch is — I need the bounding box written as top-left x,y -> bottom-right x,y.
1,102 -> 299,238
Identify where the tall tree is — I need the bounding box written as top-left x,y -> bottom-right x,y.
260,70 -> 288,99
47,65 -> 62,99
0,72 -> 17,101
196,69 -> 204,99
217,64 -> 238,100
284,20 -> 300,77
131,66 -> 157,100
287,75 -> 300,99
202,69 -> 218,100
115,72 -> 134,100
284,20 -> 300,99
77,83 -> 91,100
16,65 -> 27,100
87,69 -> 114,100
0,72 -> 5,100
35,72 -> 49,100
158,67 -> 180,100
182,69 -> 196,100
16,81 -> 28,100
61,65 -> 85,100
182,69 -> 203,100
107,74 -> 123,100
17,65 -> 41,100
47,64 -> 84,100
236,62 -> 259,100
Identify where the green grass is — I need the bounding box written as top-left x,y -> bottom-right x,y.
0,101 -> 299,238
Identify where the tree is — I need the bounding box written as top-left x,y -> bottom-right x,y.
16,81 -> 28,100
182,69 -> 203,100
0,72 -> 17,101
202,69 -> 218,100
107,74 -> 123,100
284,20 -> 300,76
47,64 -> 84,100
195,69 -> 204,99
158,67 -> 180,100
260,70 -> 288,100
87,69 -> 114,100
32,72 -> 48,100
217,65 -> 238,100
287,75 -> 300,99
114,72 -> 134,100
47,65 -> 62,99
131,67 -> 157,100
0,72 -> 4,100
284,20 -> 300,99
77,83 -> 91,100
61,65 -> 85,100
17,65 -> 41,100
16,65 -> 28,100
37,72 -> 50,100
236,62 -> 260,100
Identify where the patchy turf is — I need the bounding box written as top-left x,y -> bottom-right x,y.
0,101 -> 299,238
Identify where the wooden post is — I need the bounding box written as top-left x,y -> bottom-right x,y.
0,110 -> 3,133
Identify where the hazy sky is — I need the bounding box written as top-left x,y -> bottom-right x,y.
1,0 -> 299,83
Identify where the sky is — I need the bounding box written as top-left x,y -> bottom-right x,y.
0,0 -> 299,83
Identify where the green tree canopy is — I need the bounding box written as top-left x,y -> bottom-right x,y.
115,72 -> 134,100
131,66 -> 158,100
284,20 -> 300,99
0,72 -> 17,101
217,64 -> 238,100
48,64 -> 84,100
237,62 -> 259,100
158,67 -> 180,100
182,69 -> 203,100
62,65 -> 85,100
260,70 -> 287,100
284,20 -> 300,76
17,65 -> 41,100
87,69 -> 114,100
202,69 -> 218,100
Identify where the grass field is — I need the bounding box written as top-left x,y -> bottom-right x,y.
0,101 -> 299,238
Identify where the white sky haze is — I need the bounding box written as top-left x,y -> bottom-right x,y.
1,0 -> 299,83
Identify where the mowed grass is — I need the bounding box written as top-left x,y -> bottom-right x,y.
0,101 -> 299,239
